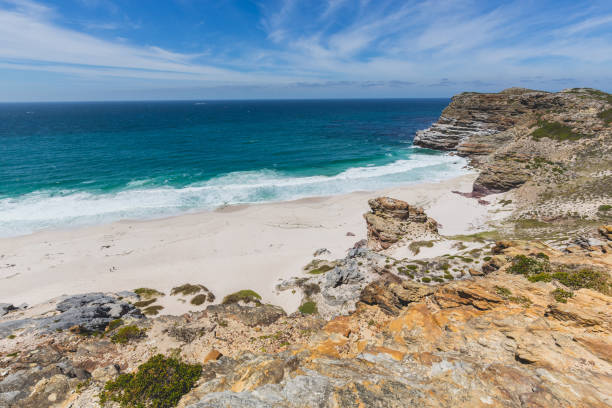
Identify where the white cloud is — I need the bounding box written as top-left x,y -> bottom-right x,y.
0,0 -> 610,99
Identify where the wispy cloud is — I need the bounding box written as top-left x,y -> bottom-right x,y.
0,0 -> 610,101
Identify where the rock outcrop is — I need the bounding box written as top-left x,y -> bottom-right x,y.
364,197 -> 438,250
0,292 -> 142,338
415,88 -> 612,202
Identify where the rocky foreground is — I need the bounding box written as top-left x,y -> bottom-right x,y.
1,87 -> 611,408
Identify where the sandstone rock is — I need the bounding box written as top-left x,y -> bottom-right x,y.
599,225 -> 612,241
364,197 -> 438,251
204,350 -> 223,363
359,273 -> 434,315
472,162 -> 530,195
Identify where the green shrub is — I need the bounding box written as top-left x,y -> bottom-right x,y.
111,326 -> 146,344
134,288 -> 165,299
308,264 -> 334,275
598,108 -> 612,125
170,284 -> 207,296
421,277 -> 431,283
598,204 -> 612,212
531,120 -> 588,141
99,354 -> 201,408
551,288 -> 573,303
508,255 -> 550,276
527,272 -> 552,283
495,286 -> 512,297
142,305 -> 164,316
190,294 -> 208,305
107,319 -> 124,331
134,298 -> 157,308
222,290 -> 262,305
299,301 -> 317,315
408,240 -> 434,255
551,269 -> 610,294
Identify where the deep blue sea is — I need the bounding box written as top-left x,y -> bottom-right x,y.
0,99 -> 467,237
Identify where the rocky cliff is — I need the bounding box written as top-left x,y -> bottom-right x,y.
415,88 -> 612,206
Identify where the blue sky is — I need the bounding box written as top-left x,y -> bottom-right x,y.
0,0 -> 611,101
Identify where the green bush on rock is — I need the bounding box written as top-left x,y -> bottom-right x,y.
111,326 -> 146,344
99,354 -> 201,408
222,290 -> 262,305
508,255 -> 551,276
298,301 -> 317,315
551,288 -> 573,303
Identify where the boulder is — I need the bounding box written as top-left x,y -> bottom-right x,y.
0,303 -> 16,317
364,197 -> 438,251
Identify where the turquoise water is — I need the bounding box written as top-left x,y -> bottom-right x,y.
0,99 -> 466,236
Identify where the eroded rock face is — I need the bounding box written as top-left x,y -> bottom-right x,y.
413,88 -> 544,151
414,87 -> 612,201
364,197 -> 438,251
359,273 -> 434,315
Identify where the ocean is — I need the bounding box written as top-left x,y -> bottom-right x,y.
0,99 -> 467,237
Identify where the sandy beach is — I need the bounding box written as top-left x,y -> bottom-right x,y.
0,173 -> 508,314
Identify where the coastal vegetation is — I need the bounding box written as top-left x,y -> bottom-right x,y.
508,254 -> 610,295
134,288 -> 165,299
531,120 -> 588,141
142,305 -> 164,316
99,354 -> 202,407
298,301 -> 317,315
190,294 -> 208,305
222,289 -> 262,305
171,284 -> 208,296
111,326 -> 146,344
408,240 -> 434,255
107,319 -> 124,331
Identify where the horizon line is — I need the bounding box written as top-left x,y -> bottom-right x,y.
0,96 -> 455,104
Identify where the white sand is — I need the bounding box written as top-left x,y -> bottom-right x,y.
0,173 -> 505,314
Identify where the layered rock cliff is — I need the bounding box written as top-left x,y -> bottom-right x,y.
415,88 -> 612,207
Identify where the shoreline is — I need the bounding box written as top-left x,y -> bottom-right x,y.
0,172 -> 509,314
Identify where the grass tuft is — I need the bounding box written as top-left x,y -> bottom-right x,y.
171,284 -> 208,296
298,301 -> 317,315
107,319 -> 124,331
111,326 -> 146,344
134,288 -> 165,300
142,305 -> 164,316
408,240 -> 434,255
222,289 -> 262,305
190,294 -> 208,306
308,264 -> 334,275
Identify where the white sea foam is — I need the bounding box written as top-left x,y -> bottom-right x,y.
0,152 -> 469,237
